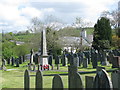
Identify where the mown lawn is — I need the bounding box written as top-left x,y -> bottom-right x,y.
1,60 -> 117,89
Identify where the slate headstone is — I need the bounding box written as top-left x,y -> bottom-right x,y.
19,56 -> 22,64
16,58 -> 19,67
48,55 -> 53,66
83,58 -> 88,68
111,70 -> 120,89
68,65 -> 78,88
52,74 -> 64,90
74,72 -> 84,89
85,76 -> 94,89
73,54 -> 79,67
24,69 -> 30,90
93,69 -> 113,89
36,70 -> 43,89
2,58 -> 6,66
112,56 -> 120,68
11,57 -> 15,66
7,58 -> 11,64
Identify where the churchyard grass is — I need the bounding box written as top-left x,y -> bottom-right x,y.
1,60 -> 117,88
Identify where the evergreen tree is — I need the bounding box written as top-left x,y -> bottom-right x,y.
92,17 -> 112,50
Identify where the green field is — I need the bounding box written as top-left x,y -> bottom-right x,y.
1,60 -> 117,89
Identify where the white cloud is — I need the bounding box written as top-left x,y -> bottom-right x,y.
0,0 -> 119,32
20,7 -> 43,18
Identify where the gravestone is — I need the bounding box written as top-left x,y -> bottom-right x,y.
34,54 -> 39,64
24,69 -> 30,90
55,56 -> 60,70
19,56 -> 23,64
68,65 -> 78,88
36,70 -> 43,89
22,55 -> 25,62
111,70 -> 120,89
11,57 -> 15,66
2,58 -> 6,66
83,52 -> 88,68
79,52 -> 84,65
83,58 -> 88,68
112,56 -> 120,68
30,49 -> 34,64
7,58 -> 11,64
101,51 -> 109,66
73,54 -> 79,67
108,52 -> 114,63
93,69 -> 113,89
84,51 -> 90,64
91,52 -> 98,68
74,72 -> 84,89
16,58 -> 19,67
48,55 -> 53,66
48,55 -> 53,70
69,54 -> 74,66
85,76 -> 94,89
67,53 -> 71,64
52,74 -> 64,90
62,54 -> 67,66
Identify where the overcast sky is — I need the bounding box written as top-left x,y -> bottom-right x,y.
0,0 -> 119,33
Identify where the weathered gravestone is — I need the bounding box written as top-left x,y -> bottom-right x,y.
84,51 -> 90,64
11,57 -> 15,66
7,58 -> 11,64
83,58 -> 88,68
108,51 -> 114,64
78,52 -> 84,66
55,56 -> 60,70
111,70 -> 120,89
68,65 -> 84,89
48,55 -> 53,70
52,74 -> 64,90
30,49 -> 34,64
1,59 -> 7,71
62,54 -> 67,66
69,54 -> 74,66
16,58 -> 19,67
19,56 -> 23,64
112,56 -> 120,68
48,55 -> 52,66
93,69 -> 113,89
74,72 -> 84,89
22,55 -> 25,62
73,54 -> 79,67
2,58 -> 6,66
36,70 -> 43,89
91,52 -> 98,68
101,50 -> 109,66
34,54 -> 39,64
85,76 -> 94,89
24,69 -> 30,90
68,65 -> 78,88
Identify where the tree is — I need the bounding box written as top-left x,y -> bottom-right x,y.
46,27 -> 62,56
101,10 -> 120,37
28,15 -> 63,54
92,17 -> 112,50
